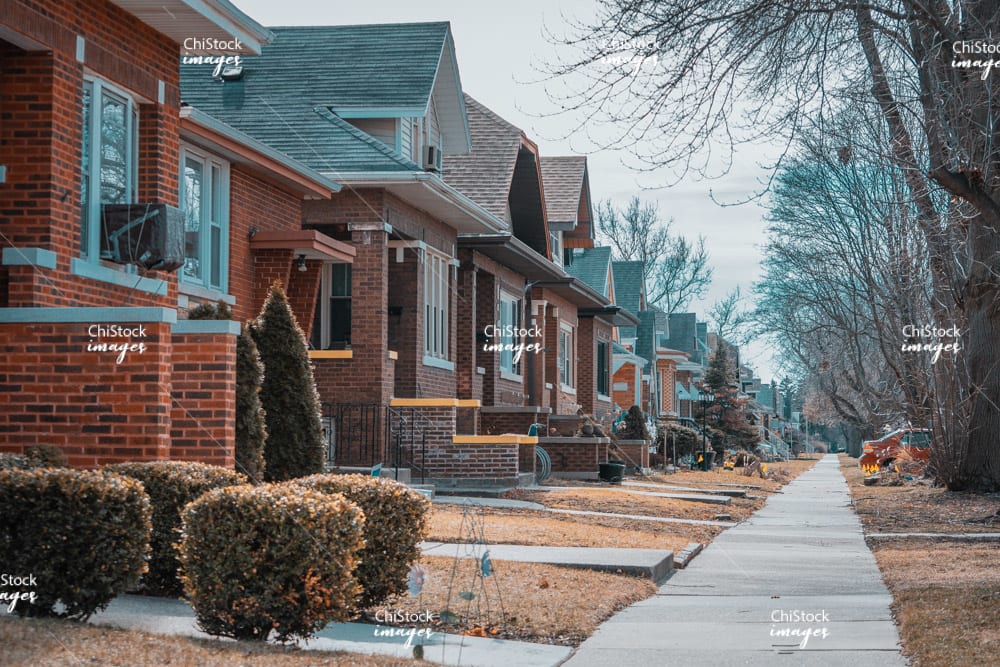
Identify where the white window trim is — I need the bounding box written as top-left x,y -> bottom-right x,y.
179,144 -> 230,292
423,246 -> 452,362
80,75 -> 138,263
312,262 -> 352,350
559,322 -> 575,390
498,289 -> 523,377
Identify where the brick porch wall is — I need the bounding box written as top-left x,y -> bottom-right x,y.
169,331 -> 236,467
0,319 -> 173,466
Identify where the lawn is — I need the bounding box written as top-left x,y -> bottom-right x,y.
0,615 -> 422,667
367,555 -> 657,646
839,454 -> 1000,666
0,458 -> 819,664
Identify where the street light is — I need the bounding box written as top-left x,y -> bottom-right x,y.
699,387 -> 715,471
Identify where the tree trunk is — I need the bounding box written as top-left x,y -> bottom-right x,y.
957,214 -> 1000,491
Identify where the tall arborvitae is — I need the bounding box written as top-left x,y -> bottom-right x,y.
235,332 -> 267,482
251,283 -> 324,481
186,301 -> 266,481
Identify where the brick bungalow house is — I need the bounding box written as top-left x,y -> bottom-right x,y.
179,23 -> 538,477
443,97 -> 635,438
610,260 -> 648,411
0,0 -> 364,467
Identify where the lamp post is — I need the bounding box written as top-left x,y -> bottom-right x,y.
699,387 -> 715,471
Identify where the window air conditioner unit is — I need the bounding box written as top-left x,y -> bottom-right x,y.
101,203 -> 185,272
423,144 -> 442,172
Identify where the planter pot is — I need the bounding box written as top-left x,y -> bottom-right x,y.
598,460 -> 626,484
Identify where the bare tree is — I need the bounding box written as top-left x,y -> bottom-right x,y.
550,1 -> 1000,492
709,287 -> 752,346
597,196 -> 713,313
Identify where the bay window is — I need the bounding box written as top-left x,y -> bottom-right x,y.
499,291 -> 522,376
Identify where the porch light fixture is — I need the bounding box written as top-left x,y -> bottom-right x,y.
297,254 -> 307,272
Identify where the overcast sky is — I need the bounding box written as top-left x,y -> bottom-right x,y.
232,0 -> 784,381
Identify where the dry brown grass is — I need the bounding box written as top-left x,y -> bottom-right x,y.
873,541 -> 1000,667
518,487 -> 759,521
427,505 -> 710,552
369,555 -> 657,646
512,458 -> 819,524
840,454 -> 1000,666
0,615 -> 420,666
840,455 -> 1000,534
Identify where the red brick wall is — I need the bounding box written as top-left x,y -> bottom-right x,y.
422,440 -> 519,480
577,318 -> 614,418
169,333 -> 236,467
226,165 -> 305,322
538,437 -> 608,474
480,408 -> 551,437
530,288 -> 579,416
467,250 -> 530,408
0,321 -> 172,466
1,0 -> 181,310
616,442 -> 650,470
613,362 -> 641,411
312,227 -> 393,406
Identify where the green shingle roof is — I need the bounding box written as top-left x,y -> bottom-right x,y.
180,22 -> 453,174
565,246 -> 611,297
612,260 -> 644,317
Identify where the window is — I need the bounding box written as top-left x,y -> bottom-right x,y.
180,146 -> 229,291
597,341 -> 610,396
311,263 -> 352,349
499,291 -> 522,375
559,323 -> 574,388
80,78 -> 138,260
550,230 -> 562,265
424,249 -> 451,360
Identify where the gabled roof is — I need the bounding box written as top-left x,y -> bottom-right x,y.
565,247 -> 612,297
666,312 -> 700,361
442,95 -> 522,223
443,95 -> 549,257
179,22 -> 470,175
539,156 -> 588,230
612,260 -> 645,319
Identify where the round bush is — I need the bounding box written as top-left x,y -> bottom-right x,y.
105,461 -> 247,597
25,445 -> 69,468
0,468 -> 151,620
295,474 -> 430,607
178,483 -> 366,642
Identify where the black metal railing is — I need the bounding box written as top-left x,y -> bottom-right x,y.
322,402 -> 428,483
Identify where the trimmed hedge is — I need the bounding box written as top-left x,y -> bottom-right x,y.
105,461 -> 247,597
295,474 -> 430,607
178,483 -> 366,641
0,468 -> 151,620
1,446 -> 69,470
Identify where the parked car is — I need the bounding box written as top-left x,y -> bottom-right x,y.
859,429 -> 931,474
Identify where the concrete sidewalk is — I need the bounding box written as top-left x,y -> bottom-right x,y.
88,595 -> 571,667
565,455 -> 907,666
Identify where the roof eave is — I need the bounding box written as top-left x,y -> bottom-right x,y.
180,106 -> 341,197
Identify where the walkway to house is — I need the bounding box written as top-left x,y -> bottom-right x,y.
564,454 -> 908,666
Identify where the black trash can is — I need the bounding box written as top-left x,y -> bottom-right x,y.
599,460 -> 626,484
700,450 -> 716,471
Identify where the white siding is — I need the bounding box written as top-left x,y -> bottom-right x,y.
347,118 -> 397,151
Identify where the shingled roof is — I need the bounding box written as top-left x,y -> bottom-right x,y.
442,95 -> 521,223
442,95 -> 549,256
180,22 -> 464,174
539,156 -> 587,228
565,246 -> 612,297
